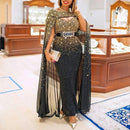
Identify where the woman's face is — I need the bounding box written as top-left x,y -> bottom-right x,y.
61,0 -> 73,7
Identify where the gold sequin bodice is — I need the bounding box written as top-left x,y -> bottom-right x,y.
55,17 -> 79,33
52,10 -> 82,54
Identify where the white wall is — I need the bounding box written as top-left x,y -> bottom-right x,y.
88,0 -> 106,28
77,0 -> 90,22
11,0 -> 23,24
89,9 -> 105,28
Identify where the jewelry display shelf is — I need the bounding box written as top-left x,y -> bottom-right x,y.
110,0 -> 130,30
23,0 -> 54,24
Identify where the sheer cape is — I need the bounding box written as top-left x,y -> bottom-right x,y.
37,9 -> 91,118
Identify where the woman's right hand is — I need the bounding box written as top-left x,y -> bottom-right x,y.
45,50 -> 55,62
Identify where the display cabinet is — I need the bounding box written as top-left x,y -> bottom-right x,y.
110,0 -> 130,30
23,0 -> 54,24
1,24 -> 45,56
91,31 -> 130,92
91,31 -> 130,56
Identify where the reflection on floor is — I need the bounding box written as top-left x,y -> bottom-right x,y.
0,52 -> 129,130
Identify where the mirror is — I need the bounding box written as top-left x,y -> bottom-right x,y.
112,6 -> 128,27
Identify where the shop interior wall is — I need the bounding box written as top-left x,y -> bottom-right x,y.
11,0 -> 23,24
11,0 -> 90,24
2,0 -> 130,31
10,0 -> 108,28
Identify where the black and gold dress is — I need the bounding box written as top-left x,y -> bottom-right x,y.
37,9 -> 91,118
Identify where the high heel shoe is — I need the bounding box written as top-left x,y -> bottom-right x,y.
69,121 -> 77,129
69,116 -> 78,129
59,113 -> 65,119
59,111 -> 65,119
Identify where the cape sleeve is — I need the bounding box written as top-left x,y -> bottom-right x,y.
36,9 -> 57,117
44,9 -> 56,45
77,20 -> 91,114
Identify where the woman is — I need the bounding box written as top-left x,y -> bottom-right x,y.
37,0 -> 91,129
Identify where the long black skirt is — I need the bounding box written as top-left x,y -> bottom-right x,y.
54,46 -> 82,116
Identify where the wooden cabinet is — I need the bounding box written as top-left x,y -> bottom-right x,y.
1,24 -> 45,56
23,0 -> 54,24
91,31 -> 130,92
110,0 -> 130,30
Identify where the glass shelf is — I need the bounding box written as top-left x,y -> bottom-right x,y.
91,31 -> 130,56
91,38 -> 107,55
111,38 -> 130,55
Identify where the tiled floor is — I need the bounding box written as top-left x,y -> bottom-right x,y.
0,52 -> 129,130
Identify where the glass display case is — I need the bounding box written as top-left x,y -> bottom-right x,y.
23,0 -> 54,24
90,31 -> 130,93
91,31 -> 130,56
110,0 -> 130,30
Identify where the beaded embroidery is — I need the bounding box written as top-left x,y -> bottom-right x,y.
45,9 -> 81,54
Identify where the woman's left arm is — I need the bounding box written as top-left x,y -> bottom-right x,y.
74,7 -> 87,32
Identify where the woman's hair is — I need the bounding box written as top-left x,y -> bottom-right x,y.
58,0 -> 76,13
